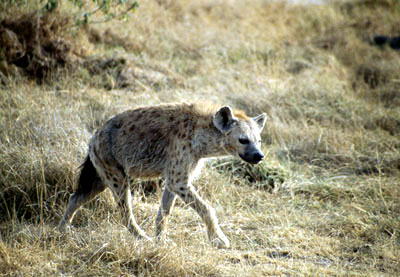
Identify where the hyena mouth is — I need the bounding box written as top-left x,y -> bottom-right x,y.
239,152 -> 264,164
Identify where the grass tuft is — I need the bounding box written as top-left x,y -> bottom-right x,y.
213,158 -> 287,192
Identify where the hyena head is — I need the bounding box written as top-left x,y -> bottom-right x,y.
213,106 -> 267,164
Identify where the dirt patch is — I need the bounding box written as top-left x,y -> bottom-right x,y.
83,56 -> 184,90
0,11 -> 73,82
86,27 -> 139,53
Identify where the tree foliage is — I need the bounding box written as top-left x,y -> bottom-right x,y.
45,0 -> 139,24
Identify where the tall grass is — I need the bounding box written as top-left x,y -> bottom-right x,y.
0,0 -> 399,275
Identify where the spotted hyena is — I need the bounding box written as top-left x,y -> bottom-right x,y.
59,103 -> 267,248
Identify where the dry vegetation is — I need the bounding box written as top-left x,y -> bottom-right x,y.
1,0 -> 400,275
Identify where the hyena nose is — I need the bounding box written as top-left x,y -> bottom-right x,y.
253,152 -> 264,163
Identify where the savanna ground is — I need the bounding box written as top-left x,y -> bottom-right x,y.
0,0 -> 399,276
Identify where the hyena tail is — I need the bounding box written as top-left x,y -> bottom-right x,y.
59,156 -> 104,231
76,155 -> 102,195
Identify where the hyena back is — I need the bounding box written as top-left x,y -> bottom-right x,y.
59,103 -> 267,248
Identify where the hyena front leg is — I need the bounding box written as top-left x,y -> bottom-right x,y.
168,179 -> 230,248
155,188 -> 177,238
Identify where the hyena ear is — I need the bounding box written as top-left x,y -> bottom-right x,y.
213,106 -> 237,133
253,113 -> 267,131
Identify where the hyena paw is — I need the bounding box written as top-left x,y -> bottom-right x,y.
155,234 -> 177,247
137,232 -> 153,242
209,232 -> 230,248
58,222 -> 71,233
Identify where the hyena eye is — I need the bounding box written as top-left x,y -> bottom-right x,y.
239,137 -> 250,144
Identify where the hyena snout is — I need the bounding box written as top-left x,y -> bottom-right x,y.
240,146 -> 264,164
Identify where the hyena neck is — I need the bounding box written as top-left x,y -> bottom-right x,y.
192,124 -> 229,159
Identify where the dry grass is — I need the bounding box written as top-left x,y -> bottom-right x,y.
1,0 -> 399,276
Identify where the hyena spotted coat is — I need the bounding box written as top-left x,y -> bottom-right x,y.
59,103 -> 267,248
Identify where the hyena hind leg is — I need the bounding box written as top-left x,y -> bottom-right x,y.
59,157 -> 105,232
59,184 -> 105,231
